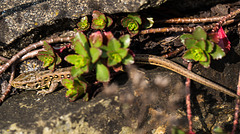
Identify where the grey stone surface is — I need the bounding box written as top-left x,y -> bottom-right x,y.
0,0 -> 167,45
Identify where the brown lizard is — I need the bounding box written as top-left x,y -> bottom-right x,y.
10,54 -> 239,98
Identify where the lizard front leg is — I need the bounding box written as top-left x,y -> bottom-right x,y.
37,82 -> 59,95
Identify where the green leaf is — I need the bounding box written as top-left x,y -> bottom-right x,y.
183,48 -> 207,62
199,52 -> 211,68
122,54 -> 134,65
37,54 -> 54,68
116,48 -> 128,59
205,40 -> 214,53
210,44 -> 226,60
180,34 -> 193,44
90,47 -> 102,63
121,17 -> 131,28
74,40 -> 89,57
213,126 -> 227,134
83,93 -> 89,101
42,41 -> 54,55
143,17 -> 154,29
55,53 -> 62,65
71,66 -> 84,77
64,78 -> 87,102
62,78 -> 74,90
106,16 -> 113,27
119,34 -> 131,48
195,40 -> 206,50
47,62 -> 56,71
65,54 -> 89,68
92,19 -> 106,30
127,21 -> 139,31
89,31 -> 103,48
171,127 -> 186,134
77,16 -> 90,31
92,10 -> 106,20
100,46 -> 108,58
185,39 -> 197,49
38,51 -> 53,56
127,13 -> 142,25
107,52 -> 122,66
71,32 -> 89,51
192,48 -> 207,62
96,61 -> 110,82
107,38 -> 121,51
193,26 -> 207,40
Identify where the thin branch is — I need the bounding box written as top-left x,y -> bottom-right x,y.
140,19 -> 238,34
0,64 -> 16,104
185,62 -> 193,133
232,71 -> 240,134
161,46 -> 185,58
212,9 -> 240,32
0,36 -> 72,75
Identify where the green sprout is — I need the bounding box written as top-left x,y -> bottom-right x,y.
77,16 -> 90,31
91,10 -> 113,30
63,31 -> 133,101
121,13 -> 142,36
180,26 -> 225,68
37,41 -> 61,71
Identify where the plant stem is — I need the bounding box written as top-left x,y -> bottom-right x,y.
0,36 -> 72,75
140,19 -> 238,34
212,9 -> 240,32
185,62 -> 193,133
231,71 -> 240,134
157,16 -> 224,24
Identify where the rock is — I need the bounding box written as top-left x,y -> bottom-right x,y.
0,0 -> 167,45
0,66 -> 187,134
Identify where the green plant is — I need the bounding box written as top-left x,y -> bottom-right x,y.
180,26 -> 225,68
91,10 -> 113,30
77,16 -> 90,31
121,13 -> 142,36
37,41 -> 62,71
62,31 -> 133,101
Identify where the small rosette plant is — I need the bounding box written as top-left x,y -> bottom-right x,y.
180,26 -> 226,68
37,41 -> 62,71
77,16 -> 90,31
62,31 -> 134,101
91,10 -> 113,30
121,13 -> 142,36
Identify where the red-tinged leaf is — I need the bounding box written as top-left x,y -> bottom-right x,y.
112,65 -> 123,72
89,31 -> 103,47
103,31 -> 114,42
106,16 -> 113,27
187,131 -> 196,134
208,32 -> 219,43
217,27 -> 231,53
42,41 -> 55,56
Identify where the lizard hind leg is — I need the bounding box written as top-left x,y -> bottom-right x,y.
37,82 -> 59,96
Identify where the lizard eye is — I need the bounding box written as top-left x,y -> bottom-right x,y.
35,84 -> 40,89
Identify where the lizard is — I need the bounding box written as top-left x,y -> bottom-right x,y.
10,54 -> 239,98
